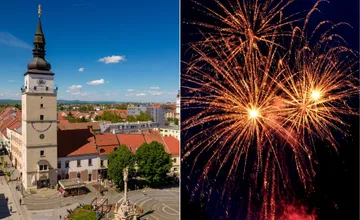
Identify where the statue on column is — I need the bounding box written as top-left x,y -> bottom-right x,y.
113,167 -> 138,220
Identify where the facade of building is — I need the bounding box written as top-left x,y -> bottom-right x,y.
164,136 -> 180,174
100,121 -> 160,134
57,128 -> 99,182
21,14 -> 58,190
127,105 -> 166,126
154,126 -> 180,140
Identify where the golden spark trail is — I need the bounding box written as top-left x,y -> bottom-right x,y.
182,0 -> 359,219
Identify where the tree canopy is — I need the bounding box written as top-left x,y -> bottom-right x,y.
135,141 -> 172,186
108,145 -> 135,188
126,111 -> 153,122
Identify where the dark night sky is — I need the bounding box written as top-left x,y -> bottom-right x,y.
180,0 -> 359,219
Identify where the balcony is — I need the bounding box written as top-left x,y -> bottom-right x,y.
21,86 -> 58,94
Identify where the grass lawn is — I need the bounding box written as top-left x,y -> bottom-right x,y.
68,208 -> 97,220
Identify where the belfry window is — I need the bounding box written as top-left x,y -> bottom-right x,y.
40,115 -> 44,120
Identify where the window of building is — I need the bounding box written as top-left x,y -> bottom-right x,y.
46,87 -> 49,91
77,160 -> 81,167
77,172 -> 81,178
65,173 -> 69,179
57,161 -> 61,169
173,158 -> 176,163
174,168 -> 177,171
40,104 -> 44,108
39,164 -> 48,171
114,148 -> 118,151
100,160 -> 104,167
65,161 -> 69,168
88,159 -> 92,166
34,86 -> 37,90
88,173 -> 92,181
100,149 -> 105,153
40,115 -> 44,120
40,150 -> 44,156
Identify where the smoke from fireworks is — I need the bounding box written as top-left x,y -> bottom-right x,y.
182,0 -> 359,219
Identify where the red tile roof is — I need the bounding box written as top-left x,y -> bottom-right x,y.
163,136 -> 180,155
95,133 -> 119,155
0,108 -> 14,120
57,112 -> 65,120
116,134 -> 145,153
8,119 -> 21,130
58,122 -> 100,131
95,133 -> 119,147
57,129 -> 97,157
142,130 -> 166,147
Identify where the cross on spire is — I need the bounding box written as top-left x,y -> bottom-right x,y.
38,4 -> 42,18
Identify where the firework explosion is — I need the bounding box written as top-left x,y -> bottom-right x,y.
182,0 -> 359,219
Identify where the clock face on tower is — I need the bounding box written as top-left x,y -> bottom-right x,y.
36,78 -> 47,87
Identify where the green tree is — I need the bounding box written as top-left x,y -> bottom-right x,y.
174,118 -> 179,125
14,103 -> 21,110
108,145 -> 135,188
126,115 -> 137,122
136,141 -> 172,186
136,111 -> 153,122
94,115 -> 101,121
115,104 -> 128,110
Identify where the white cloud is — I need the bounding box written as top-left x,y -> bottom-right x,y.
149,86 -> 160,90
68,85 -> 82,90
127,89 -> 135,92
136,93 -> 147,96
0,32 -> 32,50
151,92 -> 163,96
98,55 -> 125,64
8,80 -> 15,83
78,68 -> 84,72
87,79 -> 105,85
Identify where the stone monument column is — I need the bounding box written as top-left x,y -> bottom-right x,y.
123,168 -> 128,204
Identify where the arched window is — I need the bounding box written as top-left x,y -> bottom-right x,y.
77,172 -> 81,179
100,149 -> 105,153
114,148 -> 118,151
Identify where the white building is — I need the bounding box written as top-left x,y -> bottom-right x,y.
127,105 -> 166,126
154,126 -> 180,140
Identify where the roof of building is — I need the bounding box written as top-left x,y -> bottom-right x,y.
159,126 -> 179,130
58,122 -> 100,131
142,130 -> 170,153
0,108 -> 14,120
8,119 -> 21,131
163,136 -> 180,155
95,133 -> 119,147
57,129 -> 96,157
116,134 -> 145,153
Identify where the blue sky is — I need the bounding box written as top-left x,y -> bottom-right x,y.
0,0 -> 179,102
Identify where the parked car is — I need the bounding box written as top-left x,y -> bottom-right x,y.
0,170 -> 4,176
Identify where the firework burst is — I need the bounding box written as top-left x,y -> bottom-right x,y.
182,0 -> 359,219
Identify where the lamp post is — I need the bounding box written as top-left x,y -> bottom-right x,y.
77,180 -> 80,196
98,174 -> 102,195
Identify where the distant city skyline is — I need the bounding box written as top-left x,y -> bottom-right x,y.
0,0 -> 179,102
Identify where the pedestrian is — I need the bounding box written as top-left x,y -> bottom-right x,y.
19,198 -> 22,205
9,206 -> 12,214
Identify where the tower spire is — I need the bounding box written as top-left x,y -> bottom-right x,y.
26,4 -> 51,73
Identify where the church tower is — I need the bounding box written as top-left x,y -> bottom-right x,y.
21,5 -> 58,189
